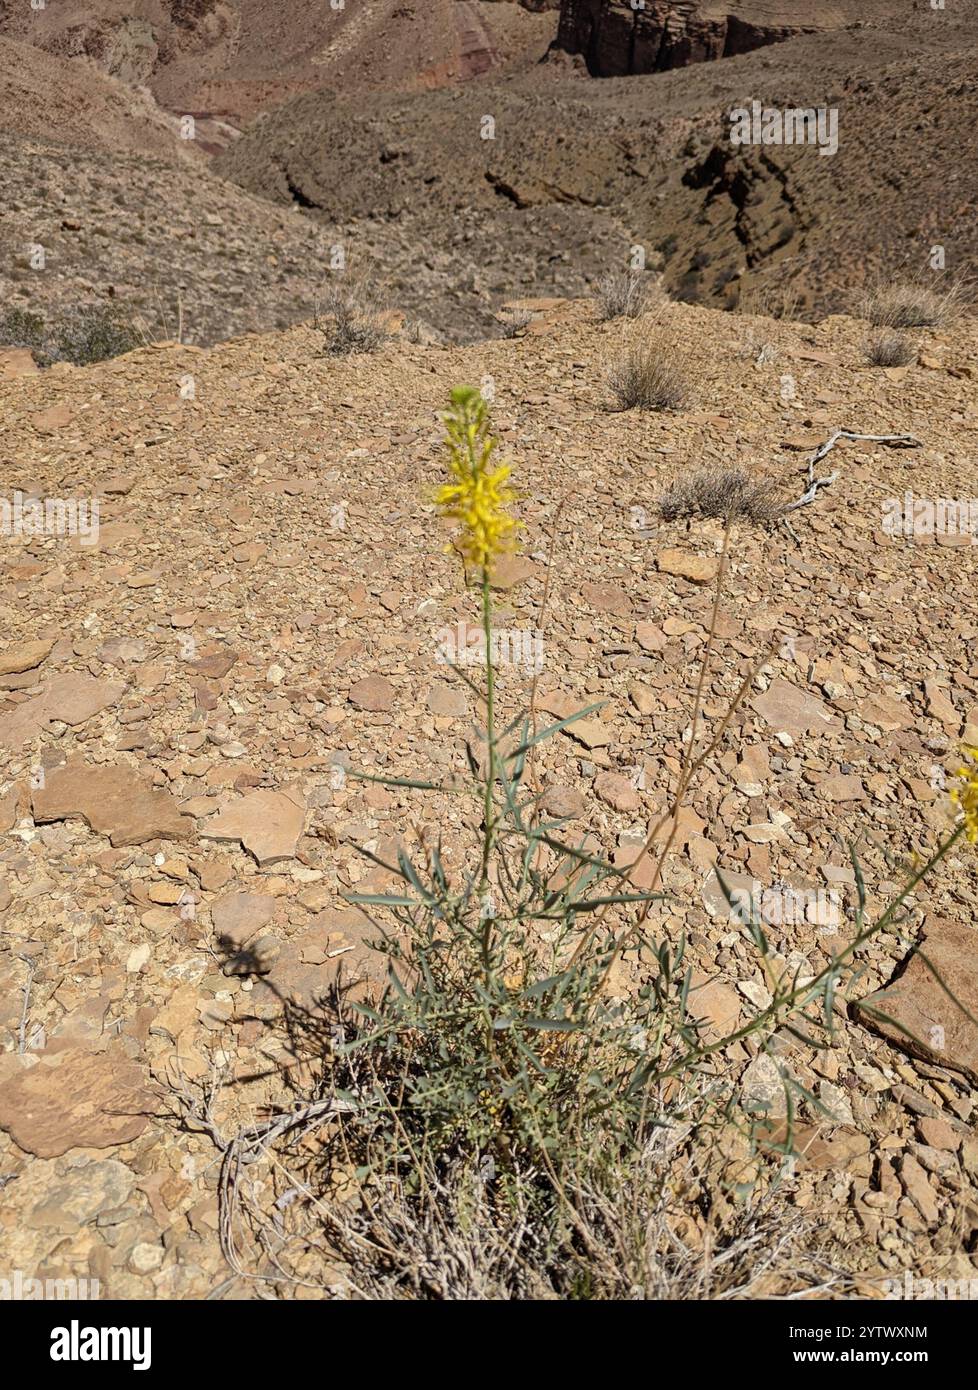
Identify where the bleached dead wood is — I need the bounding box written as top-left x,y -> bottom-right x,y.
779,429 -> 921,535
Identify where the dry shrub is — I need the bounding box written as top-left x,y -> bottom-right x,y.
658,468 -> 785,525
499,305 -> 533,338
864,332 -> 916,368
607,324 -> 689,412
595,269 -> 659,321
859,276 -> 970,329
315,279 -> 390,356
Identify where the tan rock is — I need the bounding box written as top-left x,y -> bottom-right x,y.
32,761 -> 193,846
0,638 -> 55,677
752,678 -> 836,740
200,786 -> 307,865
31,404 -> 74,433
0,348 -> 39,378
656,549 -> 718,584
0,673 -> 125,750
0,1047 -> 153,1157
211,891 -> 276,949
635,622 -> 666,652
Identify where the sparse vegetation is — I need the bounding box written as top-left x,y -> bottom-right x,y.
860,276 -> 970,329
315,280 -> 390,356
180,388 -> 973,1300
499,305 -> 534,338
658,467 -> 785,525
594,269 -> 657,321
864,332 -> 916,368
607,328 -> 688,411
0,302 -> 142,366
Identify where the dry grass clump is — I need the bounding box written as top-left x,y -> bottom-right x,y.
607,327 -> 689,412
595,268 -> 658,321
859,276 -> 969,329
864,332 -> 916,368
315,279 -> 390,356
499,305 -> 534,338
658,468 -> 785,525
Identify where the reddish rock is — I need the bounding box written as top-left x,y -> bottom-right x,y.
856,920 -> 978,1085
0,1047 -> 154,1157
32,761 -> 194,846
553,1 -> 815,78
349,675 -> 395,712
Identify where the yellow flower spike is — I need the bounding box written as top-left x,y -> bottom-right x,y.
435,386 -> 519,573
950,745 -> 978,843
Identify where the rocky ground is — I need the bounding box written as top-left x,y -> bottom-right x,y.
0,295 -> 977,1297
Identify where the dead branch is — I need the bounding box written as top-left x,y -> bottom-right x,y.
780,429 -> 921,528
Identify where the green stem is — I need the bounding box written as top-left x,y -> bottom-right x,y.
480,568 -> 497,969
657,823 -> 965,1082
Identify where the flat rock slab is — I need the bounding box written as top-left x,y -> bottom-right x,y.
200,786 -> 307,865
0,673 -> 124,751
211,891 -> 277,949
32,760 -> 194,846
0,637 -> 55,677
752,677 -> 838,741
855,920 -> 978,1084
656,549 -> 718,584
0,1047 -> 154,1157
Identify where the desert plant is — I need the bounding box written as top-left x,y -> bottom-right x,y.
178,388 -> 977,1300
595,268 -> 655,321
864,332 -> 916,368
0,302 -> 141,366
859,276 -> 969,329
499,305 -> 533,338
658,467 -> 784,525
315,279 -> 390,356
607,330 -> 688,411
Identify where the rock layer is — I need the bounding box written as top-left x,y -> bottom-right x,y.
553,1 -> 814,76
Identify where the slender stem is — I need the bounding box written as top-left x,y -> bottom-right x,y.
479,568 -> 497,970
656,824 -> 965,1082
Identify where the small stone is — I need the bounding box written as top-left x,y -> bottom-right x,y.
129,1242 -> 164,1275
349,675 -> 395,712
656,549 -> 718,584
427,683 -> 467,717
635,622 -> 666,652
916,1116 -> 960,1152
541,785 -> 586,819
626,681 -> 656,716
593,771 -> 640,812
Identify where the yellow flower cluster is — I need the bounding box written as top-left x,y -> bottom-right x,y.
950,745 -> 978,843
435,386 -> 518,572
